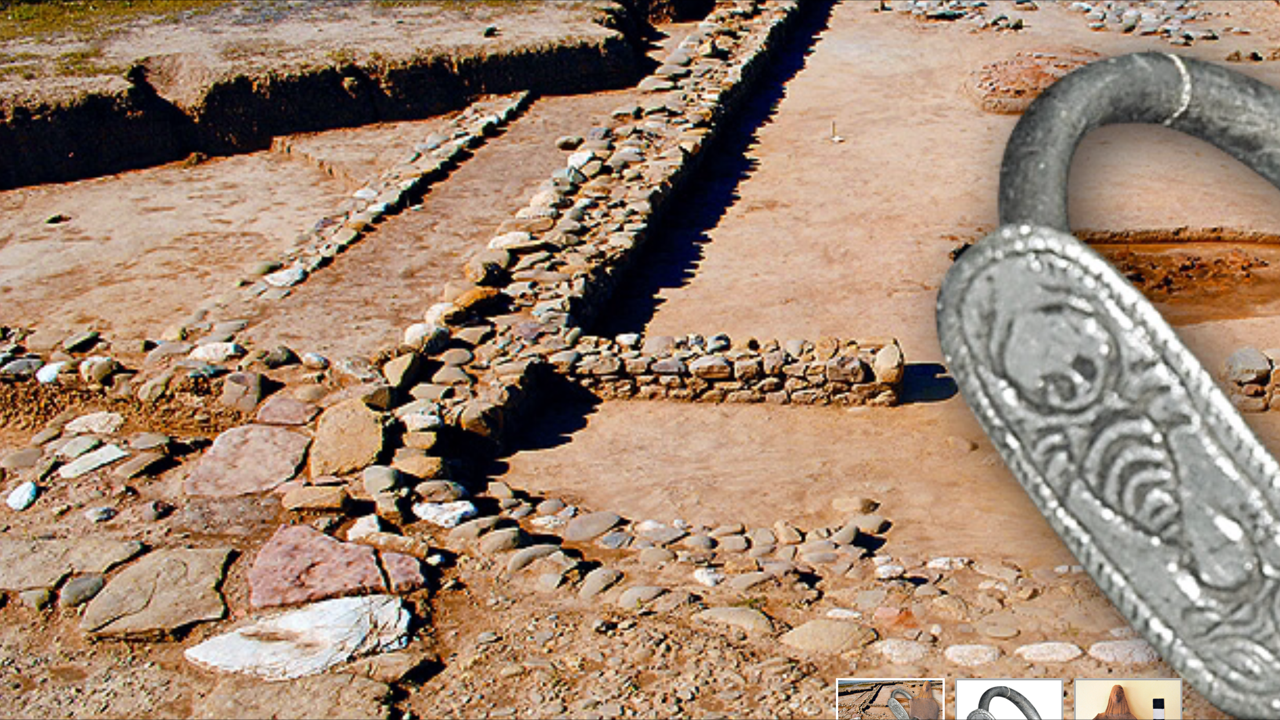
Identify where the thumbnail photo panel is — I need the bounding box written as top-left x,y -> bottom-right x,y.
1074,678 -> 1182,719
955,677 -> 1064,719
835,677 -> 943,720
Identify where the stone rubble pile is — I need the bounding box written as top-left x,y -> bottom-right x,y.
890,0 -> 1243,43
891,0 -> 1034,31
1064,0 -> 1240,44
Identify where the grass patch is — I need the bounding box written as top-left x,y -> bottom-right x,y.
0,0 -> 228,44
53,45 -> 118,76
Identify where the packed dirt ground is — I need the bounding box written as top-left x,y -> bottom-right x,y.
0,1 -> 627,109
7,1 -> 1280,719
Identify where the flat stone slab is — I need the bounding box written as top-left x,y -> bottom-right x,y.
184,425 -> 310,497
696,607 -> 773,634
64,411 -> 124,435
256,396 -> 321,426
58,444 -> 128,479
616,585 -> 667,609
114,451 -> 166,480
564,511 -> 622,542
381,552 -> 425,595
248,524 -> 386,608
578,567 -> 623,600
944,643 -> 1000,666
874,638 -> 931,664
192,673 -> 392,720
1087,639 -> 1160,664
779,619 -> 876,654
81,547 -> 233,637
413,501 -> 477,529
0,538 -> 144,591
506,544 -> 560,574
1,447 -> 43,470
633,520 -> 686,546
309,399 -> 384,477
1014,641 -> 1083,663
184,595 -> 410,681
58,435 -> 101,460
175,496 -> 279,537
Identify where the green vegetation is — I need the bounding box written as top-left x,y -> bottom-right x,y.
0,0 -> 226,44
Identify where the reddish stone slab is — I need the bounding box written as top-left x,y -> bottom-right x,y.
256,396 -> 321,426
381,552 -> 426,595
184,425 -> 310,497
248,525 -> 386,608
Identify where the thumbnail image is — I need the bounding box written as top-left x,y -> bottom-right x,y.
836,678 -> 943,720
956,678 -> 1063,719
1075,678 -> 1182,719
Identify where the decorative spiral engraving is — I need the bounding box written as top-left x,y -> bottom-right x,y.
938,224 -> 1280,717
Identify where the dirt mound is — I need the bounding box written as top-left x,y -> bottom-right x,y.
965,48 -> 1102,114
1077,227 -> 1280,246
1085,227 -> 1280,300
1100,246 -> 1269,299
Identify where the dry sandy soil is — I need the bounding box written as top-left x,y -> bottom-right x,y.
6,1 -> 1280,718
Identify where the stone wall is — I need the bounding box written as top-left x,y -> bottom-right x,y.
557,333 -> 903,406
372,0 -> 900,445
250,92 -> 532,300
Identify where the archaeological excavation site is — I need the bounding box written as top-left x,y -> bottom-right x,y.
5,0 -> 1280,718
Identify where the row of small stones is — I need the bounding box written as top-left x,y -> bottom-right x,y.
557,333 -> 904,406
0,323 -> 905,434
405,483 -> 1158,671
0,408 -> 192,519
892,0 -> 1035,31
230,92 -> 532,306
0,406 -> 1157,676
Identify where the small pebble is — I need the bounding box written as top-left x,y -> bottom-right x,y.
59,574 -> 105,607
692,567 -> 725,587
6,482 -> 37,511
84,506 -> 117,523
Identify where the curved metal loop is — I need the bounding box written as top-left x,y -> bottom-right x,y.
887,688 -> 914,720
1000,52 -> 1280,231
967,686 -> 1042,720
941,52 -> 1280,719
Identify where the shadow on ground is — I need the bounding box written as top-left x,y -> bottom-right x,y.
597,0 -> 838,335
484,374 -> 603,485
898,362 -> 958,404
